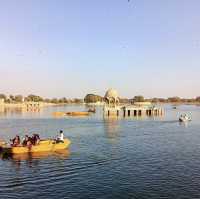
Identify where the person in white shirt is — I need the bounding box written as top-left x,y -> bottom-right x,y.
57,130 -> 64,143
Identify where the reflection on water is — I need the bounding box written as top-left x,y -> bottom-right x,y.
0,104 -> 94,119
0,106 -> 4,113
0,107 -> 42,118
179,121 -> 189,128
104,117 -> 120,139
1,150 -> 70,169
0,105 -> 200,199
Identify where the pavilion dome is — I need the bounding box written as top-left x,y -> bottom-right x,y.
104,88 -> 119,99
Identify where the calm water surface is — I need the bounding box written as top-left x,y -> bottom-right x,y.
0,105 -> 200,199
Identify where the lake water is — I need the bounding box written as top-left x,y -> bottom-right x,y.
0,104 -> 200,199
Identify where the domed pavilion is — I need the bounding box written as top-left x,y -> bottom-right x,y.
104,88 -> 120,106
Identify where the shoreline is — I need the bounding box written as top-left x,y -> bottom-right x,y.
0,101 -> 199,108
0,102 -> 56,108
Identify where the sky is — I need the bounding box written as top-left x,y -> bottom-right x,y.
0,0 -> 199,99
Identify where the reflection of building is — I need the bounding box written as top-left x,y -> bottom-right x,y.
0,99 -> 5,113
0,100 -> 44,116
103,89 -> 164,117
25,102 -> 43,111
0,106 -> 4,113
104,118 -> 120,139
0,98 -> 5,105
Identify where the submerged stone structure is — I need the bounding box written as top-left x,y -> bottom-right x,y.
103,89 -> 164,117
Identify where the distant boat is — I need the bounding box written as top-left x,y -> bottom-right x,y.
66,111 -> 90,116
88,108 -> 96,113
53,111 -> 90,117
179,114 -> 192,122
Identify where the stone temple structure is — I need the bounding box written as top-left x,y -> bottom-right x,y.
104,88 -> 120,106
103,89 -> 164,117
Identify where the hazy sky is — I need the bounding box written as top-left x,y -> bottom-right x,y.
0,0 -> 199,98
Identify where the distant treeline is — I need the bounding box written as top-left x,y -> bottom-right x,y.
0,94 -> 83,104
1,93 -> 200,104
84,94 -> 200,104
149,96 -> 200,103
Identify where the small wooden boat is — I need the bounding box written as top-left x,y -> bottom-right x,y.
0,138 -> 71,154
66,111 -> 90,116
53,111 -> 90,117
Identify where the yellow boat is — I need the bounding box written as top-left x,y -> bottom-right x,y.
0,138 -> 71,154
66,111 -> 90,116
52,111 -> 90,117
52,112 -> 67,117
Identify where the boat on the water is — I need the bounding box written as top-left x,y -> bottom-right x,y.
53,111 -> 90,117
66,111 -> 90,116
179,114 -> 192,122
88,108 -> 96,113
52,112 -> 66,117
0,138 -> 71,154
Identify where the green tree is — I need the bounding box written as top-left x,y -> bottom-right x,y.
73,98 -> 83,104
14,95 -> 23,102
0,94 -> 6,100
133,95 -> 145,102
84,94 -> 103,103
26,94 -> 43,102
196,97 -> 200,102
58,97 -> 68,103
167,97 -> 181,103
9,95 -> 15,101
44,98 -> 51,103
51,98 -> 58,104
151,98 -> 166,103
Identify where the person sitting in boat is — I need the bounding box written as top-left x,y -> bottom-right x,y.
22,135 -> 33,147
22,135 -> 29,146
32,133 -> 40,145
56,130 -> 64,143
11,135 -> 21,147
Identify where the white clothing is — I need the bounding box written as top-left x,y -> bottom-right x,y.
58,132 -> 64,141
